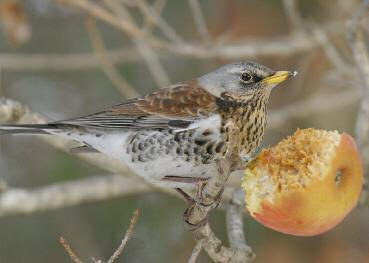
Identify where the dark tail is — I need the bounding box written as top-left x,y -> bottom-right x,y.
0,123 -> 61,135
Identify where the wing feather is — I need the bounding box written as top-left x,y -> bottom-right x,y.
58,81 -> 217,130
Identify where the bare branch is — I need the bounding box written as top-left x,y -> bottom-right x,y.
315,29 -> 350,71
143,0 -> 167,32
107,209 -> 139,263
282,0 -> 304,31
0,175 -> 151,217
0,49 -> 139,71
188,0 -> 211,43
85,18 -> 139,98
134,0 -> 184,44
58,0 -> 166,48
226,189 -> 253,261
59,237 -> 84,263
59,209 -> 139,263
104,0 -> 170,87
0,29 -> 344,72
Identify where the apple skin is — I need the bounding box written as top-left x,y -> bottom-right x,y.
248,133 -> 363,236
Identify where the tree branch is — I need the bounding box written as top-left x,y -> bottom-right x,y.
59,209 -> 139,263
85,18 -> 139,98
225,189 -> 253,262
104,0 -> 171,87
0,174 -> 151,217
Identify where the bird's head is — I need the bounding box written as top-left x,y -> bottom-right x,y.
197,61 -> 297,99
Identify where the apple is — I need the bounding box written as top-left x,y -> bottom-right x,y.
242,129 -> 363,236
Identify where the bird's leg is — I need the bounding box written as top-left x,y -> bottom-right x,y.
172,180 -> 213,230
175,188 -> 194,204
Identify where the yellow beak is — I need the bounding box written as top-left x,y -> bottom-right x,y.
262,71 -> 297,86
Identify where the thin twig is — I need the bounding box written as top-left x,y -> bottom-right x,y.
107,209 -> 140,263
0,28 -> 343,72
59,237 -> 84,263
143,0 -> 167,33
134,0 -> 184,44
282,0 -> 304,31
104,0 -> 170,87
58,0 -> 166,48
85,18 -> 139,98
315,29 -> 349,71
188,0 -> 211,43
0,49 -> 139,71
59,209 -> 139,263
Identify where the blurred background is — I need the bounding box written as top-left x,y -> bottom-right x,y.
0,0 -> 368,262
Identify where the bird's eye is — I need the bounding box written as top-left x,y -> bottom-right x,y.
240,72 -> 253,83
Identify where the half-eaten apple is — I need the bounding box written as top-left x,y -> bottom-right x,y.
242,128 -> 363,236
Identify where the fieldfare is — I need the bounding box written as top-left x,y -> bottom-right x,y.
0,62 -> 296,188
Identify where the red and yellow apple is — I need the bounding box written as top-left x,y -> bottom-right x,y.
242,128 -> 363,236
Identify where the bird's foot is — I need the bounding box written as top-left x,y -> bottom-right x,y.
175,182 -> 224,231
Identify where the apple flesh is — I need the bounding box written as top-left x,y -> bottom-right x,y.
242,129 -> 363,236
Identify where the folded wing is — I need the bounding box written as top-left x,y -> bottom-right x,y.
58,81 -> 217,130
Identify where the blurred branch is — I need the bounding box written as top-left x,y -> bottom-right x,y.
347,0 -> 369,206
282,0 -> 304,31
57,0 -> 166,48
85,18 -> 139,98
188,0 -> 211,43
0,0 -> 351,74
268,88 -> 360,129
0,32 -> 341,73
104,0 -> 170,87
0,49 -> 139,71
142,0 -> 167,32
0,32 -> 319,71
0,174 -> 150,217
134,0 -> 184,44
59,209 -> 139,263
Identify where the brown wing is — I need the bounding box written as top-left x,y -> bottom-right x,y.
59,81 -> 217,130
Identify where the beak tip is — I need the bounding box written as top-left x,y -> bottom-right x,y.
290,71 -> 298,77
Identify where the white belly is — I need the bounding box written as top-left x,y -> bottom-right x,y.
51,129 -> 217,188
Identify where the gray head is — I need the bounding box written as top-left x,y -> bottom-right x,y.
197,61 -> 297,97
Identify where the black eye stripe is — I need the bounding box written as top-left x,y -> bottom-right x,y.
253,75 -> 262,82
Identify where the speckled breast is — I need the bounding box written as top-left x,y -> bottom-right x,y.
125,128 -> 226,165
218,91 -> 268,162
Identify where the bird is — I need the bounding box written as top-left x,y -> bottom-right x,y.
0,61 -> 296,189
